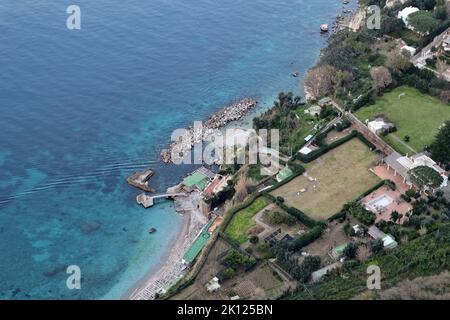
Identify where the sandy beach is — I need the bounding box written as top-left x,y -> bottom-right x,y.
124,193 -> 207,300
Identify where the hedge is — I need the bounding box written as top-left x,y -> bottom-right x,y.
328,211 -> 347,222
220,193 -> 265,232
290,225 -> 325,252
327,180 -> 396,223
296,131 -> 357,163
355,131 -> 376,150
284,206 -> 318,229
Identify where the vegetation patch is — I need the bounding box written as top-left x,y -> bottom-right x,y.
224,197 -> 271,244
290,224 -> 450,300
355,86 -> 450,155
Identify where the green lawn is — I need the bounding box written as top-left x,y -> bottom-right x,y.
356,86 -> 450,155
225,197 -> 271,244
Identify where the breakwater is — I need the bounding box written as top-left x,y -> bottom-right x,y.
160,98 -> 257,163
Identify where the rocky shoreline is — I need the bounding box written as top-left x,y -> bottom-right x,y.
160,98 -> 257,163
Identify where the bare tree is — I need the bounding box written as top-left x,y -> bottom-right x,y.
370,66 -> 392,95
356,245 -> 371,262
386,50 -> 411,73
436,58 -> 448,74
234,175 -> 249,202
304,64 -> 338,100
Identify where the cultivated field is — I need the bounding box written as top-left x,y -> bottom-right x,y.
356,86 -> 450,155
271,139 -> 380,220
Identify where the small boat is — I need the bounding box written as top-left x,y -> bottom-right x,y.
291,71 -> 300,78
320,24 -> 329,32
148,227 -> 157,234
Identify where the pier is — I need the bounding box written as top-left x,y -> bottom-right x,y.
127,169 -> 156,192
136,193 -> 187,208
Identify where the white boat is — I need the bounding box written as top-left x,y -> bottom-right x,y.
320,24 -> 329,32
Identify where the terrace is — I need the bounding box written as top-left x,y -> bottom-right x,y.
361,185 -> 411,224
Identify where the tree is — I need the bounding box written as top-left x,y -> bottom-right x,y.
409,166 -> 444,190
430,121 -> 450,163
434,5 -> 448,20
380,14 -> 405,35
220,268 -> 236,280
356,245 -> 371,262
304,64 -> 338,100
391,210 -> 400,223
292,255 -> 321,282
370,66 -> 392,95
249,235 -> 259,244
235,176 -> 249,202
439,90 -> 450,104
386,51 -> 411,73
408,11 -> 439,34
343,243 -> 358,259
276,196 -> 285,204
369,239 -> 384,255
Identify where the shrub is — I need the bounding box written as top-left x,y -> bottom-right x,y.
344,202 -> 376,226
220,268 -> 236,280
343,243 -> 358,259
249,236 -> 259,244
291,225 -> 325,252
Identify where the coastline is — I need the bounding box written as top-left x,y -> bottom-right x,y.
124,192 -> 208,300
123,210 -> 190,300
122,1 -> 359,301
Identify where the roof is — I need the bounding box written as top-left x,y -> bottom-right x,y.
397,7 -> 420,24
311,263 -> 340,283
299,146 -> 313,155
276,166 -> 294,182
382,235 -> 398,249
183,169 -> 212,191
305,105 -> 322,116
401,45 -> 416,55
182,220 -> 214,264
318,97 -> 332,106
368,226 -> 387,240
384,151 -> 410,179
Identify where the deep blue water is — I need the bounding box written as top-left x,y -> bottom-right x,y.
0,0 -> 343,299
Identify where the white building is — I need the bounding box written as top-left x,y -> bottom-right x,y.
367,118 -> 394,135
304,105 -> 322,117
397,7 -> 420,28
206,277 -> 221,292
400,45 -> 416,56
384,152 -> 448,188
443,34 -> 450,52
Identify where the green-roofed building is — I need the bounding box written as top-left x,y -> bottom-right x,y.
182,171 -> 209,191
276,166 -> 294,182
182,219 -> 215,265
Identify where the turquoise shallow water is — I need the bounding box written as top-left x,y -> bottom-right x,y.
0,0 -> 343,299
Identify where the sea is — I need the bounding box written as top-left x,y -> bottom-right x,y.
0,0 -> 345,299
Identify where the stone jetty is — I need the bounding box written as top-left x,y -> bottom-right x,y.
161,98 -> 257,163
127,169 -> 156,192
